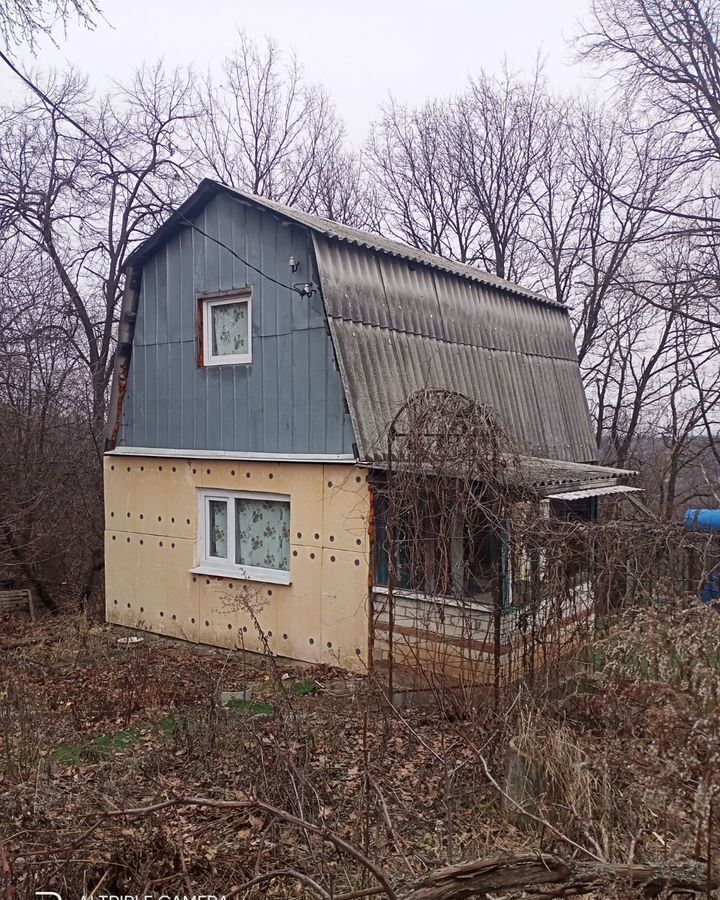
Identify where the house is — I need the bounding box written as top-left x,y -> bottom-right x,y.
104,179 -> 637,673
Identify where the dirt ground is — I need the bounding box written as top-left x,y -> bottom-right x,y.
2,606 -> 718,900
1,612 -> 520,898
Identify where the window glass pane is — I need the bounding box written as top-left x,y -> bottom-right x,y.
236,498 -> 290,571
208,499 -> 228,558
210,301 -> 249,357
464,518 -> 496,596
373,493 -> 419,591
375,491 -> 500,600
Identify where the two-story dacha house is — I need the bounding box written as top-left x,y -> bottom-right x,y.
104,180 -> 636,672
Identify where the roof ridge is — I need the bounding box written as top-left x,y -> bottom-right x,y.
213,180 -> 560,309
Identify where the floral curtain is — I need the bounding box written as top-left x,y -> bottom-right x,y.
211,301 -> 248,356
236,498 -> 290,571
208,499 -> 228,557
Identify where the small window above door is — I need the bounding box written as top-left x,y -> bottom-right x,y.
199,290 -> 252,366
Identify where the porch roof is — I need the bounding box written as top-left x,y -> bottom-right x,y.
519,457 -> 638,498
363,455 -> 638,499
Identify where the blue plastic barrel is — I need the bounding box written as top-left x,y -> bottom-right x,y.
684,509 -> 720,533
701,573 -> 720,604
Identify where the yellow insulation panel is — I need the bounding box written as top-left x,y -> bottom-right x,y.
104,457 -> 370,670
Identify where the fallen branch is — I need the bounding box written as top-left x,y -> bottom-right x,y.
402,853 -> 719,900
44,796 -> 719,900
403,854 -> 569,900
566,860 -> 720,898
0,634 -> 62,651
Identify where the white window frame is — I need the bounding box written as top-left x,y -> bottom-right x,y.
205,496 -> 231,564
192,488 -> 291,585
201,291 -> 252,367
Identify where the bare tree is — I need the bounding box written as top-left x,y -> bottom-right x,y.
581,0 -> 720,167
0,239 -> 99,609
0,0 -> 100,53
454,66 -> 548,281
190,33 -> 357,218
566,109 -> 676,364
579,0 -> 720,318
309,148 -> 375,229
0,64 -> 195,430
0,64 -> 195,605
579,0 -> 720,492
525,97 -> 592,306
367,67 -> 552,282
367,98 -> 479,260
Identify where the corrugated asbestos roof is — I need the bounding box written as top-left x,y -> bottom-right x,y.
312,234 -> 598,463
546,484 -> 643,500
125,180 -> 605,469
519,459 -> 638,495
365,457 -> 637,496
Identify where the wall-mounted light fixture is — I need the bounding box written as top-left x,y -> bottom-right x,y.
295,282 -> 316,298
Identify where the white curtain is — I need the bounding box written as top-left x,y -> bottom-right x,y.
236,498 -> 290,570
211,301 -> 248,356
209,499 -> 228,557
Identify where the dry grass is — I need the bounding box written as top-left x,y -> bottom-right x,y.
2,603 -> 719,899
509,706 -> 613,844
0,612 -> 508,898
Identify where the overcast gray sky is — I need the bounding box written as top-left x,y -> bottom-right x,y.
4,0 -> 598,141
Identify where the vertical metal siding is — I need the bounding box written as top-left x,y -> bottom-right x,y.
119,193 -> 355,455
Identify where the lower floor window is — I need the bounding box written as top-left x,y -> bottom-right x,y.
199,489 -> 291,583
373,491 -> 499,601
373,488 -> 598,606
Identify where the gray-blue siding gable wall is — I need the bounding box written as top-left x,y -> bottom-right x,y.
119,193 -> 356,456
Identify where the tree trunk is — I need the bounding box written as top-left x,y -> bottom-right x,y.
402,853 -> 718,899
404,853 -> 568,899
79,545 -> 104,614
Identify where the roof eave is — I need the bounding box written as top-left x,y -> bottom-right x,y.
122,178 -> 223,272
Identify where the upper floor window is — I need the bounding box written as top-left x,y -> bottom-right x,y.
200,290 -> 252,366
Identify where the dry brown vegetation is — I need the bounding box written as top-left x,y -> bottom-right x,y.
2,595 -> 720,899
